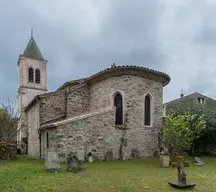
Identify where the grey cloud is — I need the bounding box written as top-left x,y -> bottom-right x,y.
159,0 -> 216,102
186,2 -> 216,96
3,0 -> 216,105
194,5 -> 216,46
187,71 -> 216,98
68,0 -> 167,82
35,0 -> 167,89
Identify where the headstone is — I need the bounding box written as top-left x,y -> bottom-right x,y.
88,156 -> 93,162
194,157 -> 205,166
44,145 -> 60,173
168,163 -> 196,189
88,152 -> 93,162
67,152 -> 81,173
131,148 -> 140,158
160,155 -> 170,168
77,150 -> 85,162
105,151 -> 113,161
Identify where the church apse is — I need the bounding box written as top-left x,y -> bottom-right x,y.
26,65 -> 170,161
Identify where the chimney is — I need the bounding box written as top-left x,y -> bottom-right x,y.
180,88 -> 184,98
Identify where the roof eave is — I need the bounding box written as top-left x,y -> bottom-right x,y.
87,65 -> 171,86
57,65 -> 171,90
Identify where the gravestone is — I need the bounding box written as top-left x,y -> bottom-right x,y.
194,157 -> 205,166
44,145 -> 60,173
160,155 -> 170,168
88,152 -> 94,162
131,148 -> 140,158
168,163 -> 196,189
77,149 -> 85,162
67,152 -> 81,173
105,151 -> 113,161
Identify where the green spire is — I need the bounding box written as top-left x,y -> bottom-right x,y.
22,30 -> 45,60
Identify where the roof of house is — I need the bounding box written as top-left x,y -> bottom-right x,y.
21,36 -> 45,61
164,92 -> 216,105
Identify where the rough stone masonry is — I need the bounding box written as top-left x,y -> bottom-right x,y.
25,65 -> 170,162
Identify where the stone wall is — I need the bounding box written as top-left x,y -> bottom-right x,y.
40,91 -> 65,123
39,84 -> 90,124
66,84 -> 90,118
41,107 -> 114,161
27,102 -> 40,157
89,75 -> 163,128
40,75 -> 164,162
89,75 -> 163,158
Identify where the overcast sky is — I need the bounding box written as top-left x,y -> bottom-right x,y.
1,0 -> 216,104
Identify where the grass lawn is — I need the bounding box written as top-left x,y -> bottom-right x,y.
0,156 -> 216,192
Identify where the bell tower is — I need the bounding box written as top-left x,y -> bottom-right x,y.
17,30 -> 48,151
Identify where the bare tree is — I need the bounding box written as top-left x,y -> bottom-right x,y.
0,99 -> 19,142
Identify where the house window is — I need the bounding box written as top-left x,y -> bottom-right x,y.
197,98 -> 205,104
114,93 -> 123,125
28,67 -> 34,82
47,132 -> 49,149
144,94 -> 151,126
35,69 -> 41,84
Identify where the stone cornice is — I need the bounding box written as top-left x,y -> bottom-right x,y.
19,86 -> 48,91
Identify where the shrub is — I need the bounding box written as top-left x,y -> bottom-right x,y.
163,112 -> 206,156
169,104 -> 216,155
0,141 -> 17,160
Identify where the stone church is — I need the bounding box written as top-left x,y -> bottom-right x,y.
17,34 -> 171,162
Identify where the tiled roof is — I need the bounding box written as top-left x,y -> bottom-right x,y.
57,64 -> 171,90
164,92 -> 216,105
88,65 -> 170,84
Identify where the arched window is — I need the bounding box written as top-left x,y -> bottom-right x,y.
144,94 -> 151,126
114,93 -> 123,125
35,69 -> 40,84
47,132 -> 49,149
28,67 -> 34,82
